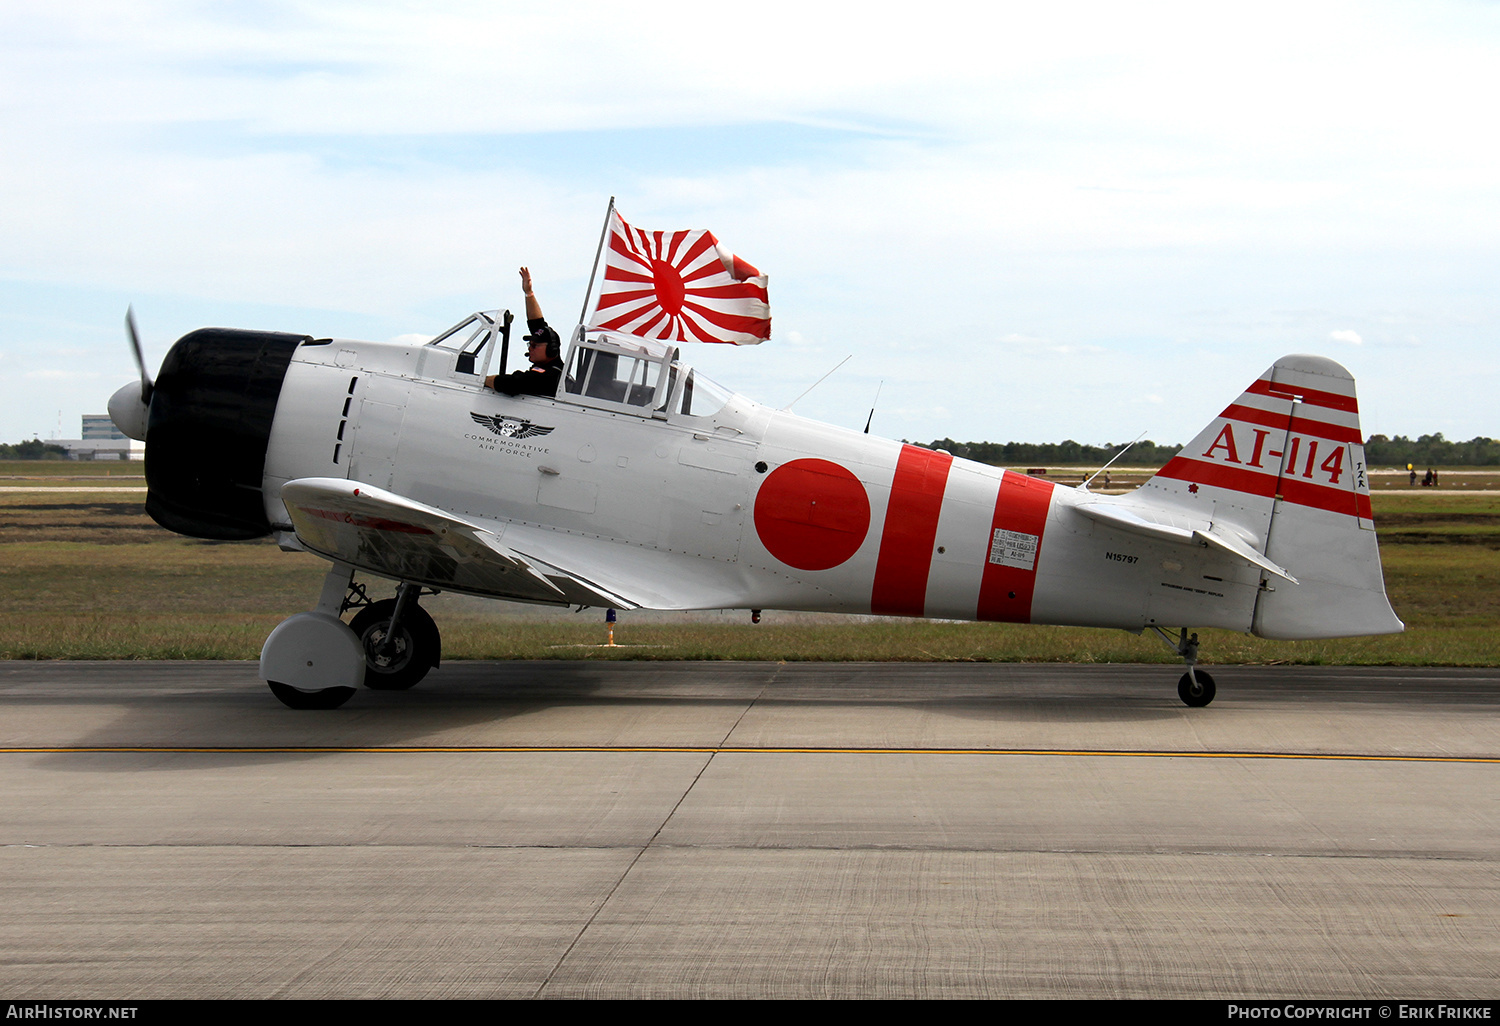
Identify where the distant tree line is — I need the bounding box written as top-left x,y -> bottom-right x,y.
0,439 -> 69,460
917,438 -> 1184,468
1363,434 -> 1500,467
918,433 -> 1500,469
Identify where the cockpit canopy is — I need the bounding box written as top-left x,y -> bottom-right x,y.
561,332 -> 733,420
425,310 -> 507,378
423,315 -> 737,420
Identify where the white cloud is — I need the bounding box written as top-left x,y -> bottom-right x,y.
999,333 -> 1106,357
25,368 -> 98,380
1,1 -> 1498,442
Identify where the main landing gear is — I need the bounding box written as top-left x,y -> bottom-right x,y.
1150,626 -> 1217,707
260,564 -> 441,709
349,585 -> 441,691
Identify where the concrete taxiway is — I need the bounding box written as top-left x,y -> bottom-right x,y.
1,660 -> 1497,999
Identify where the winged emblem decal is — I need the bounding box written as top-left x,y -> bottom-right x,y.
470,412 -> 556,439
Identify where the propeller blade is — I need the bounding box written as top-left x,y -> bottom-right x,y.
126,305 -> 153,405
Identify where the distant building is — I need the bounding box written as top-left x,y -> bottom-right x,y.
82,415 -> 126,440
49,415 -> 144,460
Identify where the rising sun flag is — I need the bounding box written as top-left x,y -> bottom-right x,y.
586,208 -> 770,345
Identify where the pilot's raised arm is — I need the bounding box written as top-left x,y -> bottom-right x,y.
486,266 -> 565,397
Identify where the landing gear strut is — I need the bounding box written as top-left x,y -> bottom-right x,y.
1150,626 -> 1217,707
349,583 -> 441,690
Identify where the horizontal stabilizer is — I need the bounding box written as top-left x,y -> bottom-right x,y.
1074,500 -> 1200,544
1194,523 -> 1298,585
1075,500 -> 1297,584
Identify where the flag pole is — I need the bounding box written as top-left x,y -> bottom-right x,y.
577,196 -> 616,336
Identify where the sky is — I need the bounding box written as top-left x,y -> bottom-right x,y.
2,1 -> 1497,449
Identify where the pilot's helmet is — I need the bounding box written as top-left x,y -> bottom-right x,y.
524,324 -> 562,361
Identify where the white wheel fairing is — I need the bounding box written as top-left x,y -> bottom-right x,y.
259,611 -> 365,691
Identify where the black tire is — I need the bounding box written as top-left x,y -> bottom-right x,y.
1178,670 -> 1217,708
268,682 -> 356,710
349,598 -> 441,691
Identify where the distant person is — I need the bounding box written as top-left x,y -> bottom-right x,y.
1422,468 -> 1434,487
1409,465 -> 1418,486
486,267 -> 564,397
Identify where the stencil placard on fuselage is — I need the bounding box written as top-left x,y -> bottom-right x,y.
989,528 -> 1039,570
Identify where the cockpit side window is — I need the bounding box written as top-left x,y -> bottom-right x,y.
586,352 -> 627,401
562,338 -> 666,415
558,334 -> 735,420
423,310 -> 505,380
671,366 -> 732,419
429,315 -> 490,357
626,357 -> 655,407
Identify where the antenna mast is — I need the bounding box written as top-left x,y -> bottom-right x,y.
863,380 -> 884,434
783,355 -> 852,413
1080,431 -> 1148,491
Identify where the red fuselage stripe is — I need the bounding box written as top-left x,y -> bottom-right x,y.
977,472 -> 1055,623
870,445 -> 953,616
1245,377 -> 1359,413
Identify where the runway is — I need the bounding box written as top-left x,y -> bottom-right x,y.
2,660 -> 1497,999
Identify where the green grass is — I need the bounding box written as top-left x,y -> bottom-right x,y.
1,488 -> 1496,664
0,459 -> 142,478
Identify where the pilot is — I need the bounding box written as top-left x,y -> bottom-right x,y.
486,267 -> 564,397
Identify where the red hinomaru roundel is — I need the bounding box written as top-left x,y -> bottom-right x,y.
753,459 -> 871,571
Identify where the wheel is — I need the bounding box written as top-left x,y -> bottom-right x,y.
1178,669 -> 1217,707
349,598 -> 441,690
268,682 -> 356,710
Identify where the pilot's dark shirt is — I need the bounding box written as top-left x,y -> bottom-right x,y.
493,316 -> 564,396
493,358 -> 563,397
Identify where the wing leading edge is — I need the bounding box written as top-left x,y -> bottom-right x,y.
280,478 -> 644,608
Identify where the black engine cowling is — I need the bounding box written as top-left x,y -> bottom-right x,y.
145,327 -> 308,540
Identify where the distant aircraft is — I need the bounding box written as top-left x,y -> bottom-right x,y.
108,207 -> 1402,710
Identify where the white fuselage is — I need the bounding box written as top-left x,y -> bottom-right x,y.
261,337 -> 1268,633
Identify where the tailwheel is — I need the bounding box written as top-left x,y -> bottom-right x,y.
267,682 -> 357,710
1177,669 -> 1216,708
349,593 -> 441,691
1149,627 -> 1218,708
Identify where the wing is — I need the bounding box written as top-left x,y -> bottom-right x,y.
282,478 -> 756,611
494,519 -> 766,611
281,478 -> 576,604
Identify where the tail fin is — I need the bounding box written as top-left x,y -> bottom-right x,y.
1136,355 -> 1402,639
